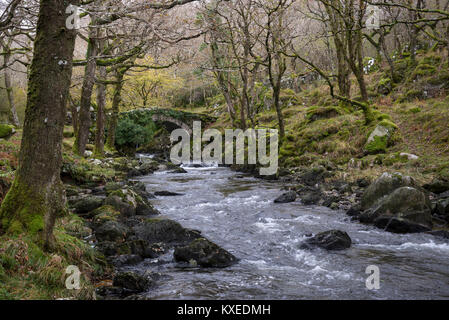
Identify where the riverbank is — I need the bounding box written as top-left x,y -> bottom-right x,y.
0,132 -> 238,299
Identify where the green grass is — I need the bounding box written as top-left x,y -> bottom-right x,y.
0,213 -> 109,300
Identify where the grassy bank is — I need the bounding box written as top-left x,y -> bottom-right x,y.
0,130 -> 116,299
209,50 -> 449,185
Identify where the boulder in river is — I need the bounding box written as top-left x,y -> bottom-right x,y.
374,217 -> 431,233
360,187 -> 432,233
174,238 -> 238,268
346,205 -> 361,217
110,254 -> 143,267
433,198 -> 449,222
301,191 -> 322,205
113,271 -> 153,293
274,190 -> 297,203
300,230 -> 352,251
133,218 -> 201,246
169,167 -> 188,174
426,230 -> 449,240
138,161 -> 159,175
154,191 -> 184,197
361,172 -> 418,211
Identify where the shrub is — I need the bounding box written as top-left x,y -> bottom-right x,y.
115,118 -> 155,151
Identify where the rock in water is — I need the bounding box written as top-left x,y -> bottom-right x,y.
346,205 -> 361,217
113,272 -> 152,293
374,217 -> 431,234
427,230 -> 449,240
133,218 -> 201,246
300,230 -> 352,251
301,191 -> 322,205
110,254 -> 143,267
364,187 -> 432,233
154,191 -> 184,196
274,190 -> 297,203
433,198 -> 449,222
361,172 -> 417,210
174,238 -> 238,268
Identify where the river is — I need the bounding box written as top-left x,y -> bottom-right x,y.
129,164 -> 449,300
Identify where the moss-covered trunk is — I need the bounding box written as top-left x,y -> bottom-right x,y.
0,0 -> 79,250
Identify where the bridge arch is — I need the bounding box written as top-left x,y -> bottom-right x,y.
151,114 -> 192,134
119,108 -> 216,135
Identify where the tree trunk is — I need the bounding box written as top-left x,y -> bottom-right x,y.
273,84 -> 285,140
335,41 -> 351,98
380,32 -> 396,82
3,53 -> 19,126
68,94 -> 79,135
105,71 -> 124,151
74,28 -> 98,156
94,66 -> 106,157
0,0 -> 79,250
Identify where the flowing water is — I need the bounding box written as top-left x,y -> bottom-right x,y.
131,164 -> 449,300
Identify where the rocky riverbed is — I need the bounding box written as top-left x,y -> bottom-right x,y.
62,154 -> 449,299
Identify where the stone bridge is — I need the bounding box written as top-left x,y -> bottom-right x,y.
119,107 -> 217,134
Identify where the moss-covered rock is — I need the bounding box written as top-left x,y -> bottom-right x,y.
306,106 -> 344,122
361,172 -> 418,210
60,214 -> 92,238
104,194 -> 135,217
366,187 -> 433,233
377,77 -> 392,95
364,121 -> 397,154
104,182 -> 123,195
104,187 -> 159,217
112,271 -> 152,293
62,158 -> 117,184
0,124 -> 14,139
71,196 -> 104,215
91,205 -> 120,225
95,220 -> 129,242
